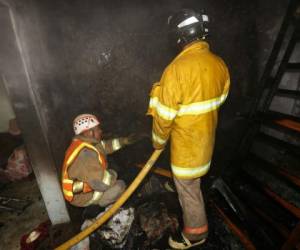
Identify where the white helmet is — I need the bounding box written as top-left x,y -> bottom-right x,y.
73,114 -> 100,135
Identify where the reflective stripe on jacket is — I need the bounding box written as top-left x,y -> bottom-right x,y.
61,139 -> 111,202
148,41 -> 230,179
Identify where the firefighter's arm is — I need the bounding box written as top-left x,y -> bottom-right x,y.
100,139 -> 124,154
100,137 -> 133,154
220,60 -> 230,105
100,134 -> 146,154
68,148 -> 112,192
223,68 -> 230,97
148,65 -> 181,149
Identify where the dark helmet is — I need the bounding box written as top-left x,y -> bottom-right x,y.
167,9 -> 209,48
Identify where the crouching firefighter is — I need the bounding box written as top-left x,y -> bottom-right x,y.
61,113 -> 140,207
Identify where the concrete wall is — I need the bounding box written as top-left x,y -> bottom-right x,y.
1,0 -> 290,177
0,2 -> 70,224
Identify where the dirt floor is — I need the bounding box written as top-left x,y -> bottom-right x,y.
0,176 -> 48,250
0,174 -> 245,250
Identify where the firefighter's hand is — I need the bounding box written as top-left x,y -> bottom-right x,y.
153,142 -> 165,150
124,133 -> 147,145
108,169 -> 117,186
89,179 -> 110,192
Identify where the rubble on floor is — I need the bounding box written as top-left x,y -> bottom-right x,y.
0,131 -> 32,182
69,176 -> 246,250
0,177 -> 48,250
0,171 -> 247,250
75,207 -> 135,249
137,201 -> 179,248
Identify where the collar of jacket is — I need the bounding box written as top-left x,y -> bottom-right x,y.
73,135 -> 99,145
178,41 -> 210,58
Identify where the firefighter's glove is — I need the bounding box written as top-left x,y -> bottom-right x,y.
124,133 -> 147,145
89,179 -> 110,192
153,141 -> 165,150
108,169 -> 117,186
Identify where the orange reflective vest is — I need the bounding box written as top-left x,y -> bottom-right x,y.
61,139 -> 108,202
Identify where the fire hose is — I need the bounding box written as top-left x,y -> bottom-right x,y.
55,149 -> 163,250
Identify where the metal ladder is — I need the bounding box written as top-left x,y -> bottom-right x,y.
243,1 -> 300,248
213,1 -> 300,249
253,0 -> 300,133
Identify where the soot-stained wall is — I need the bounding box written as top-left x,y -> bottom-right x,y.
5,0 -> 289,174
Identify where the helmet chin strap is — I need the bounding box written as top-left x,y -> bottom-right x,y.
84,129 -> 94,139
178,36 -> 188,47
180,36 -> 203,48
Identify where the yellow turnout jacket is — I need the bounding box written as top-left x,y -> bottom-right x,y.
147,41 -> 230,179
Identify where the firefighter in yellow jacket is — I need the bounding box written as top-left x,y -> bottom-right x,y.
62,114 -> 140,208
147,9 -> 230,249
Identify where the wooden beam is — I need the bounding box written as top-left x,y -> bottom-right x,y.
264,188 -> 300,219
278,168 -> 300,188
136,164 -> 172,178
282,222 -> 300,250
212,201 -> 256,250
253,207 -> 290,239
275,119 -> 300,133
